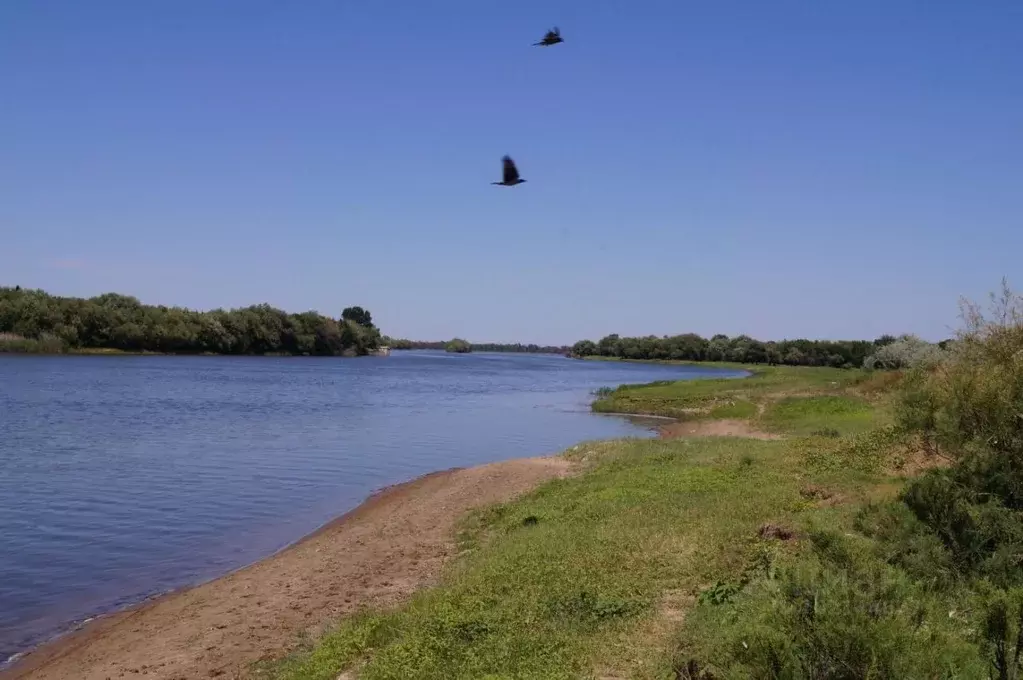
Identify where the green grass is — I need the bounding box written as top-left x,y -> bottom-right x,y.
261,364 -> 986,679
263,363 -> 1009,679
591,365 -> 862,420
264,437 -> 837,680
0,332 -> 66,353
706,399 -> 759,419
761,394 -> 881,436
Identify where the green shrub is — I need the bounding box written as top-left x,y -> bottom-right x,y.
890,282 -> 1023,585
679,533 -> 985,678
683,562 -> 981,678
853,502 -> 957,590
980,589 -> 1023,680
863,334 -> 945,370
445,338 -> 472,353
895,280 -> 1023,465
0,332 -> 65,353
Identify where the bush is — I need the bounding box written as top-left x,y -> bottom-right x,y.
853,502 -> 957,590
980,589 -> 1023,680
680,535 -> 984,678
675,282 -> 1023,680
895,280 -> 1023,461
890,280 -> 1023,584
0,331 -> 66,353
445,338 -> 472,353
863,334 -> 945,370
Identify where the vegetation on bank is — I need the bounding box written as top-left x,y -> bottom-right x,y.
387,338 -> 571,354
0,287 -> 383,356
0,331 -> 68,354
264,283 -> 1023,680
572,331 -> 947,369
445,338 -> 472,354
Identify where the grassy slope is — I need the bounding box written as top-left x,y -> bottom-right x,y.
263,366 -> 983,679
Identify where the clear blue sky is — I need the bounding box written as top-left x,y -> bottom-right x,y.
2,1 -> 1021,344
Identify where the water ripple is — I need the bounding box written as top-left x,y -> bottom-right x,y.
0,351 -> 742,660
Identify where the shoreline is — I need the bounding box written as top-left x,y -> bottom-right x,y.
2,416 -> 668,672
2,367 -> 730,678
2,468 -> 461,668
1,456 -> 575,680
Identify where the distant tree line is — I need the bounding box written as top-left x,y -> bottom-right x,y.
571,332 -> 912,368
0,287 -> 382,356
385,338 -> 571,354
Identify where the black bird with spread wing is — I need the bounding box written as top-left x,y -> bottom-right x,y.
492,156 -> 527,186
534,27 -> 563,47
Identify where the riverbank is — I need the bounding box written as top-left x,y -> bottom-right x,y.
257,363 -> 985,679
7,361 -> 991,679
4,365 -> 901,680
1,457 -> 573,680
1,351 -> 706,673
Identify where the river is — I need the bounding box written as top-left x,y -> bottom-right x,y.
0,351 -> 743,660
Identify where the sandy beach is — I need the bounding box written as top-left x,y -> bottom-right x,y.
2,456 -> 574,680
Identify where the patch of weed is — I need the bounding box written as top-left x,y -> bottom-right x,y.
796,426 -> 906,475
677,533 -> 986,679
764,395 -> 877,436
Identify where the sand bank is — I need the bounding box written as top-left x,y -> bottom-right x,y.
2,456 -> 573,680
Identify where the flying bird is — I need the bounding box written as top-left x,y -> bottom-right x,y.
492,156 -> 527,186
533,27 -> 564,47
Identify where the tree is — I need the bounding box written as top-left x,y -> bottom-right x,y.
572,339 -> 598,357
0,286 -> 383,357
341,306 -> 373,328
863,334 -> 944,370
445,338 -> 472,354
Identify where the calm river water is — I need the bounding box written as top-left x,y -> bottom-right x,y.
0,351 -> 742,660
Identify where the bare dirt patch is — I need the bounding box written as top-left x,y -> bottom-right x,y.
798,484 -> 845,507
889,446 -> 952,476
798,484 -> 833,501
3,457 -> 573,680
658,419 -> 783,441
757,523 -> 796,541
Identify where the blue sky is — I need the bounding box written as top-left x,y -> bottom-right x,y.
2,1 -> 1021,344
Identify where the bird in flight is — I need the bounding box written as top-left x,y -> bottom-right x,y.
492,156 -> 527,186
533,27 -> 564,47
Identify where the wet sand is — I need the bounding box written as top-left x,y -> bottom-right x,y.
2,456 -> 574,680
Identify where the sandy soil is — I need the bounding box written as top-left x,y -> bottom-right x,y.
2,457 -> 574,680
658,418 -> 782,440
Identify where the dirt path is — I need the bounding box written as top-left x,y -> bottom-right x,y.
658,418 -> 782,440
2,457 -> 574,680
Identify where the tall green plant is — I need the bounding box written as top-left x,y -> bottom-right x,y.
893,280 -> 1023,584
